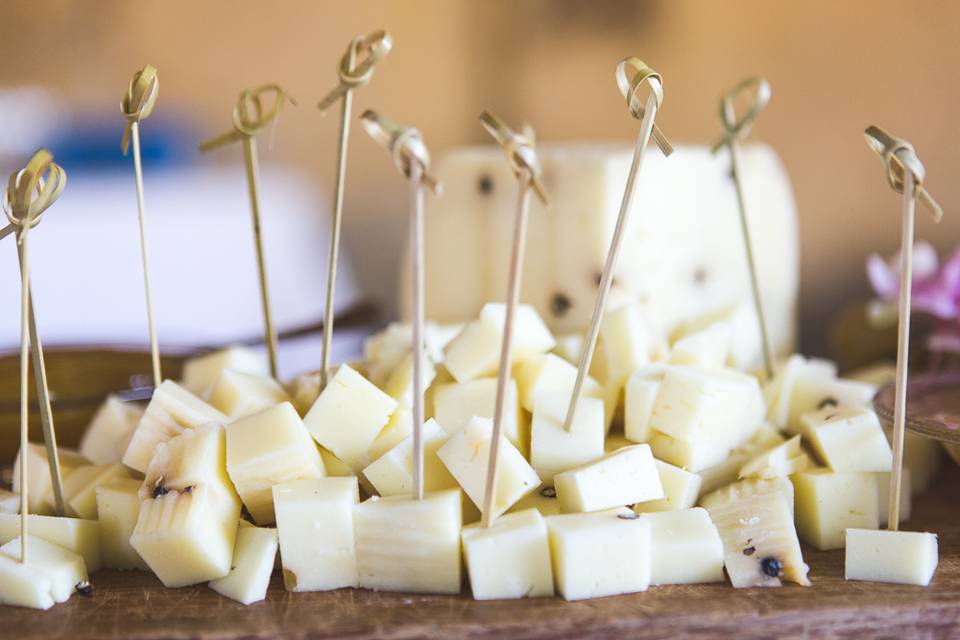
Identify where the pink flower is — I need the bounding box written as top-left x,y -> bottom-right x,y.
867,241 -> 960,321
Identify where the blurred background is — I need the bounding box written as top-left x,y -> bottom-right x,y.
0,0 -> 958,361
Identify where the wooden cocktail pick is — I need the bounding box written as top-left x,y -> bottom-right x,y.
4,149 -> 67,562
360,110 -> 440,500
562,57 -> 672,434
864,125 -> 943,530
317,31 -> 392,388
121,64 -> 162,389
477,111 -> 548,528
199,85 -> 295,380
712,77 -> 775,380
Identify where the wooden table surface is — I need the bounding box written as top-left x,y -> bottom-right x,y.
4,465 -> 959,640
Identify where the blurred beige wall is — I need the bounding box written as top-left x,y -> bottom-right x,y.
0,0 -> 958,354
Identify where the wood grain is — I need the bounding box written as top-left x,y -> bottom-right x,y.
3,465 -> 958,639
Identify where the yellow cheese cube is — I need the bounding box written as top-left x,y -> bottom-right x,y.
95,477 -> 148,570
367,408 -> 413,463
764,354 -> 837,429
515,353 -> 607,415
546,508 -> 651,601
181,345 -> 268,398
209,524 -> 278,604
13,444 -> 89,515
287,371 -> 322,416
226,402 -> 326,524
648,430 -> 729,472
353,489 -> 462,594
633,459 -> 702,513
0,535 -> 87,603
0,553 -> 55,609
209,369 -> 290,419
598,302 -> 654,389
437,417 -> 541,519
624,365 -> 669,443
800,407 -> 892,472
54,463 -> 133,520
274,477 -> 359,591
0,514 -> 101,572
461,508 -> 554,600
791,469 -> 879,550
639,508 -> 724,585
432,378 -> 525,451
362,419 -> 458,496
786,375 -> 876,434
303,364 -> 398,470
530,393 -> 605,483
384,352 -> 437,408
79,396 -> 144,464
555,445 -> 663,513
845,529 -> 938,586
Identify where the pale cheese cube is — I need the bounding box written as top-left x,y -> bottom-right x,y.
791,469 -> 879,550
367,408 -> 413,463
786,376 -> 876,434
437,417 -> 540,519
669,320 -> 732,369
432,378 -> 525,450
287,371 -> 322,416
515,353 -> 615,431
384,352 -> 437,409
555,445 -> 663,513
598,302 -> 655,388
226,402 -> 326,524
209,524 -> 278,604
0,535 -> 87,603
12,444 -> 89,515
95,477 -> 148,570
639,508 -> 724,585
698,424 -> 788,493
738,434 -> 811,479
303,364 -> 398,470
648,430 -> 730,472
273,477 -> 358,591
181,346 -> 268,398
800,406 -> 892,472
362,419 -> 458,496
530,393 -> 605,482
353,489 -> 462,594
764,354 -> 837,428
79,396 -> 144,464
55,463 -> 133,520
461,508 -> 554,600
552,333 -> 584,364
700,476 -> 795,517
624,364 -> 670,443
209,369 -> 290,419
546,508 -> 651,601
0,553 -> 55,609
0,514 -> 101,572
318,448 -> 354,478
633,459 -> 701,513
845,529 -> 938,586
480,303 -> 556,357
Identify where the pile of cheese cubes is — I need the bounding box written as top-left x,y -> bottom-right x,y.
0,301 -> 943,608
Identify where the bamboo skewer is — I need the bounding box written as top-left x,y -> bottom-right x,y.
360,110 -> 440,500
317,31 -> 392,388
121,65 -> 162,389
863,125 -> 943,531
562,58 -> 671,434
713,77 -> 775,380
200,85 -> 295,380
4,150 -> 67,563
477,112 -> 548,528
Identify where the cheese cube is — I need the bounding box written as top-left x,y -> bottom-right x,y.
648,430 -> 729,472
362,419 -> 458,496
875,471 -> 911,527
546,508 -> 652,600
555,445 -> 663,513
633,459 -> 701,513
432,378 -> 524,450
226,402 -> 326,524
791,469 -> 879,550
700,476 -> 795,517
0,514 -> 101,572
672,303 -> 763,371
209,524 -> 278,604
95,478 -> 148,570
624,365 -> 668,443
706,490 -> 810,587
786,376 -> 876,434
530,393 -> 605,482
738,435 -> 810,479
55,463 -> 133,519
303,364 -> 398,470
650,366 -> 762,448
516,354 -> 615,432
437,417 -> 540,519
443,304 -> 554,383
669,320 -> 732,369
845,529 -> 938,586
0,553 -> 55,609
461,508 -> 554,600
367,408 -> 413,462
209,369 -> 290,419
800,407 -> 892,472
353,489 -> 462,594
122,380 -> 227,473
273,477 -> 359,592
508,486 -> 562,517
639,508 -> 724,585
181,345 -> 268,398
0,535 -> 87,603
318,448 -> 354,478
764,354 -> 836,428
79,396 -> 144,464
384,352 -> 437,408
12,444 -> 89,515
598,303 -> 654,388
287,371 -> 322,416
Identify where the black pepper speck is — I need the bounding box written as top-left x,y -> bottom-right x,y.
550,292 -> 573,318
760,556 -> 783,578
76,581 -> 94,597
540,487 -> 557,499
152,485 -> 169,499
478,174 -> 494,196
743,546 -> 756,556
818,397 -> 839,410
617,512 -> 639,520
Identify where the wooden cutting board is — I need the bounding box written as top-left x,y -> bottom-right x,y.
4,464 -> 959,639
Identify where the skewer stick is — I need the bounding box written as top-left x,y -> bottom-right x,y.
863,125 -> 943,531
477,112 -> 549,528
4,149 -> 67,563
199,85 -> 295,380
318,31 -> 392,388
122,64 -> 162,389
359,110 -> 441,500
562,58 -> 671,434
712,78 -> 775,380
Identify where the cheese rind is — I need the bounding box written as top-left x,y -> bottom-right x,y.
844,528 -> 938,586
